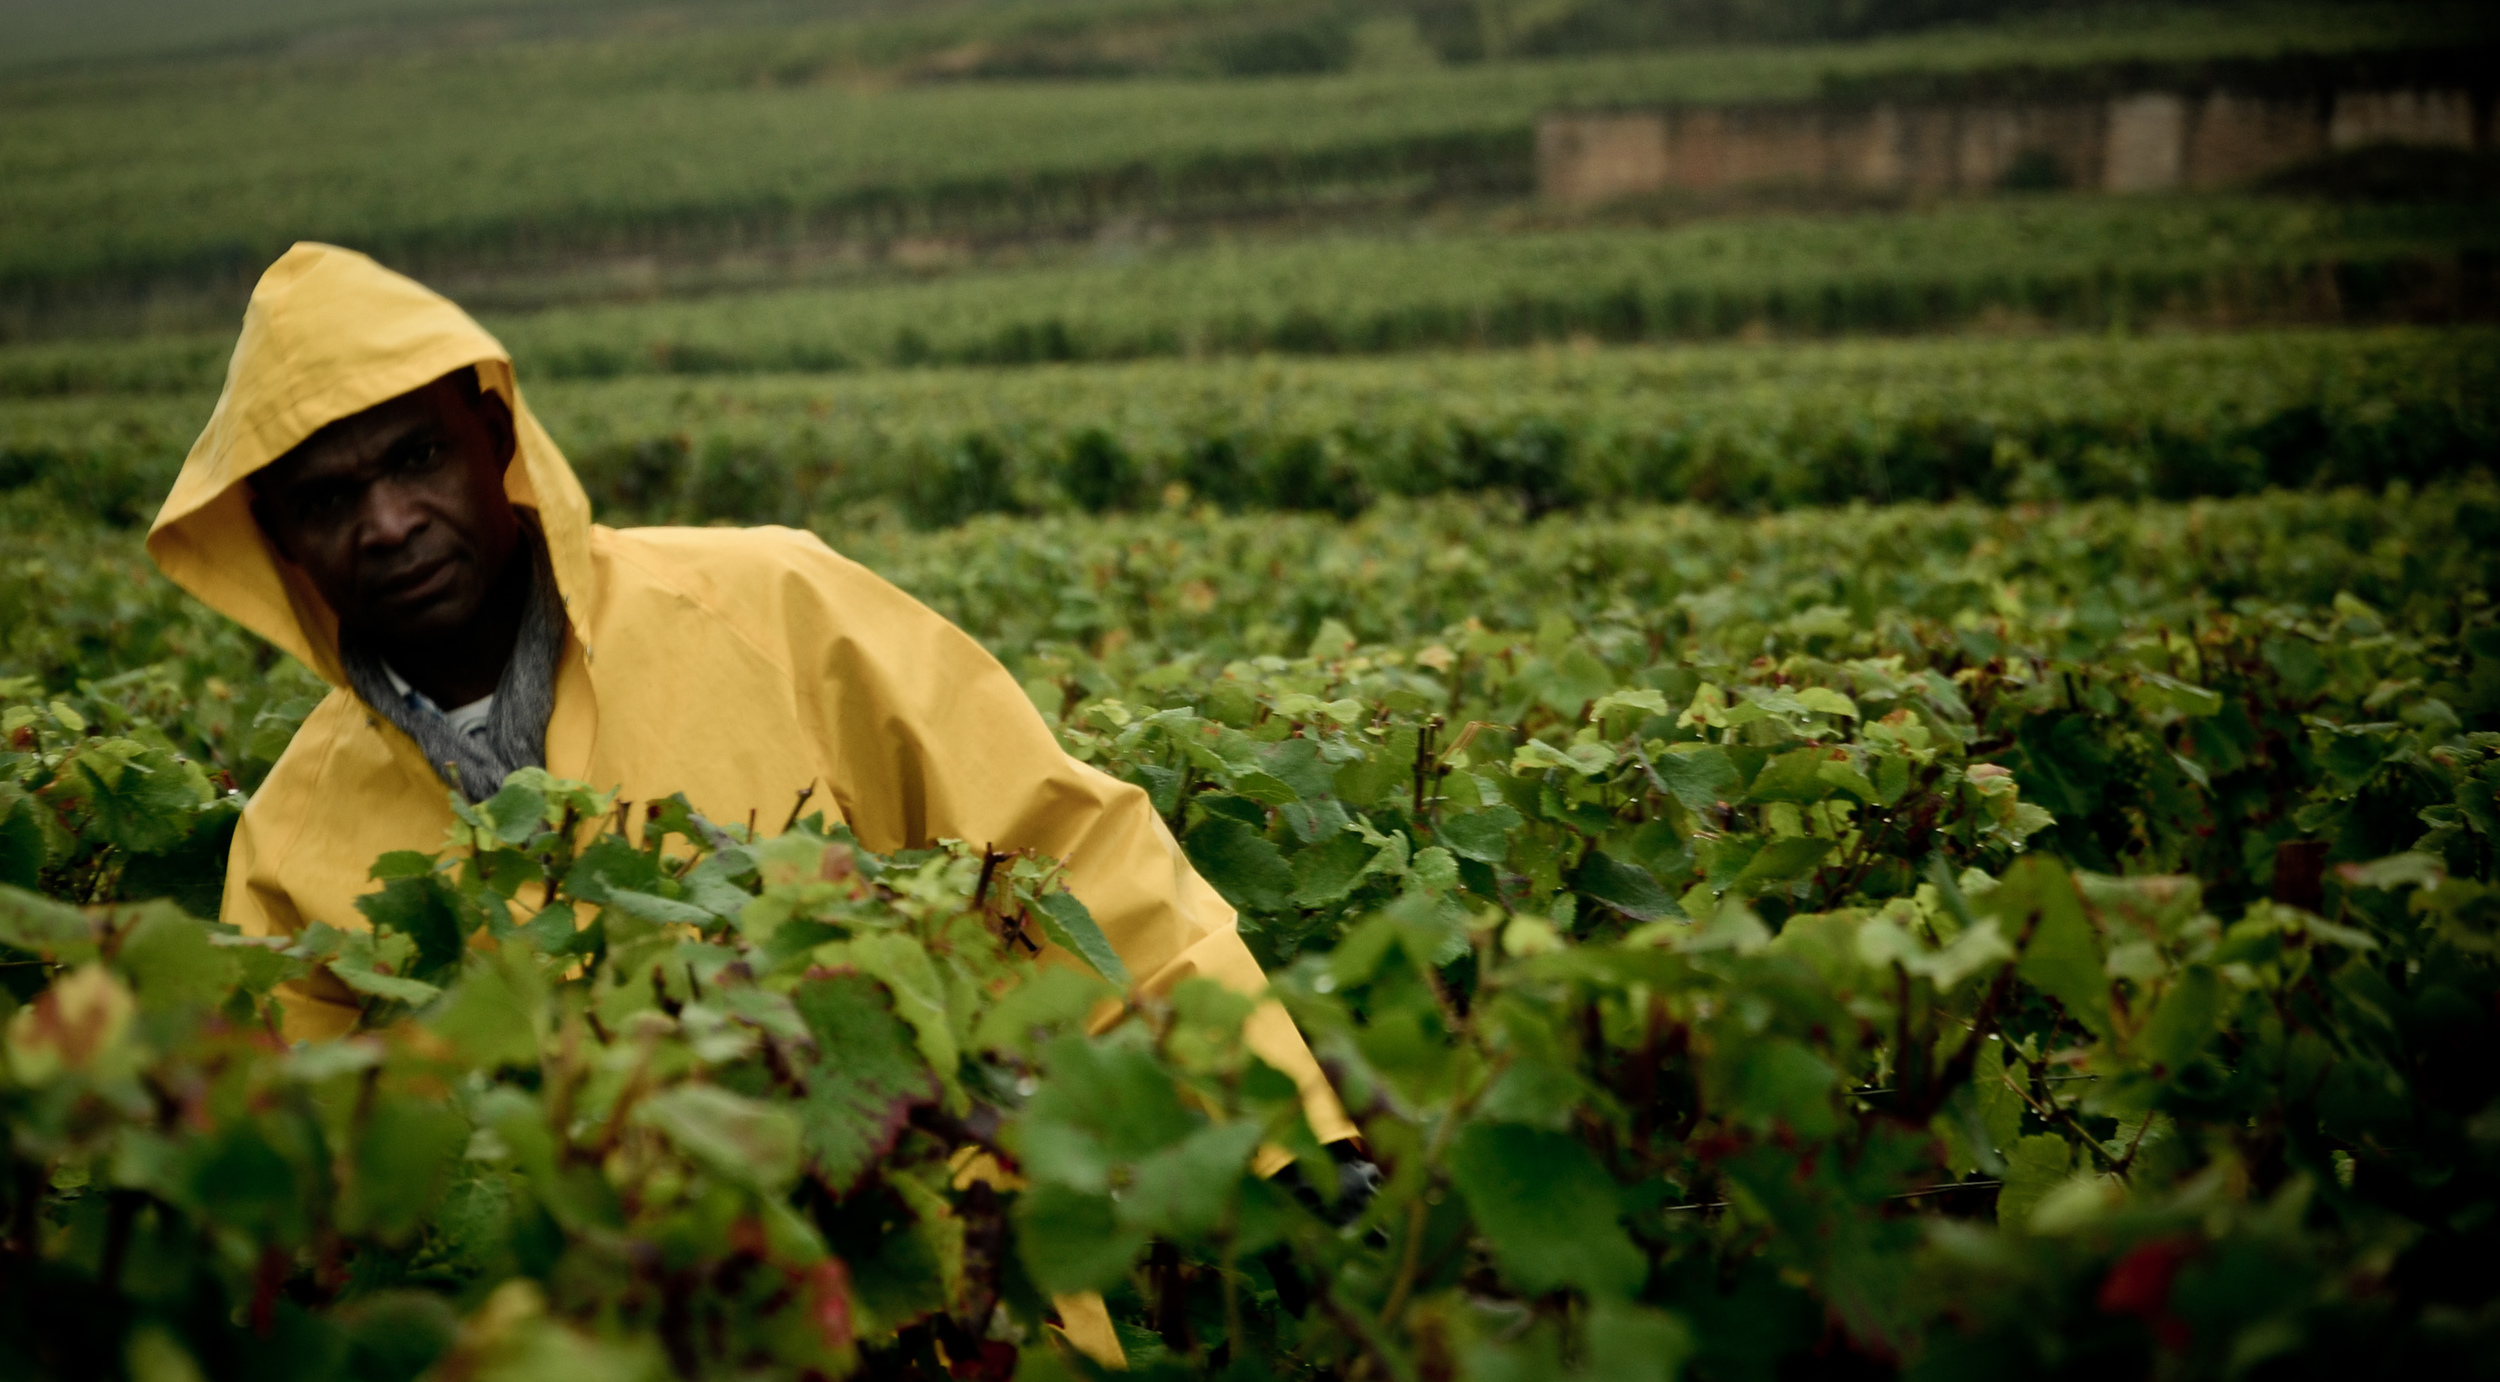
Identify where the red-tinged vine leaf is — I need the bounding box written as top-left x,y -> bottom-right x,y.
789,971 -> 940,1193
5,963 -> 133,1083
845,932 -> 960,1095
2097,1235 -> 2198,1353
1447,1122 -> 1645,1299
808,1258 -> 856,1354
0,884 -> 98,964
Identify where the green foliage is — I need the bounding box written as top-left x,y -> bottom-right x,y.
0,523 -> 322,789
11,199 -> 2490,396
0,772 -> 1151,1379
1,697 -> 243,921
8,327 -> 2492,529
3,464 -> 2499,1376
1004,494 -> 2493,966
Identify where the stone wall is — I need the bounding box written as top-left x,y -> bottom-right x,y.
1537,84 -> 2490,204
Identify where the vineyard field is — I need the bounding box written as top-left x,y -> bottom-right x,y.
6,326 -> 2489,529
10,479 -> 2496,859
4,476 -> 2496,1377
3,3 -> 2482,306
5,0 -> 2465,78
6,196 -> 2489,396
6,3 -> 2499,1371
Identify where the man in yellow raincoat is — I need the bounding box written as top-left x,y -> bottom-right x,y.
148,244 -> 1354,1363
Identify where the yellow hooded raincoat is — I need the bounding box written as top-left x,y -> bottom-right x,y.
148,245 -> 1352,1360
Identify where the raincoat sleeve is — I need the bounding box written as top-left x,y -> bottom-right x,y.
777,535 -> 1354,1144
220,797 -> 295,941
220,733 -> 369,1043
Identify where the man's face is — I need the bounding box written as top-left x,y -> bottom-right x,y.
251,373 -> 521,647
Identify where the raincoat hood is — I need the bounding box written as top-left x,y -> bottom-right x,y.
146,242 -> 595,686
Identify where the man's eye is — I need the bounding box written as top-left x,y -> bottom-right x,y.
396,441 -> 448,474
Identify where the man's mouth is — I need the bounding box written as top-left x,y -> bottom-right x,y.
374,555 -> 457,607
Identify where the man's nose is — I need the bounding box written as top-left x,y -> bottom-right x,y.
361,478 -> 430,549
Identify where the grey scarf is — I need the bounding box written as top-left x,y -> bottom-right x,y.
342,530 -> 566,803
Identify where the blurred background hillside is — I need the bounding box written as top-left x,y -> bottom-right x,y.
0,0 -> 2493,528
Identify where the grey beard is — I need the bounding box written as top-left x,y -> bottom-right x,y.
340,528 -> 566,803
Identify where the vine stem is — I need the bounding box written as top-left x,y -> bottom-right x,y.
781,780 -> 817,832
1321,1281 -> 1419,1382
1411,715 -> 1438,818
1818,763 -> 1945,908
2110,1110 -> 2158,1178
1434,720 -> 1501,771
1665,1178 -> 2004,1215
2005,1049 -> 2122,1167
1378,1047 -> 1503,1331
1881,896 -> 2042,1127
1376,1197 -> 1430,1328
1219,1239 -> 1244,1374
